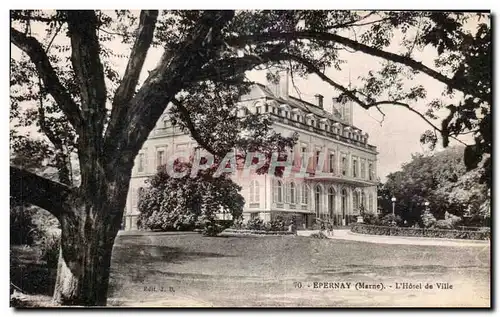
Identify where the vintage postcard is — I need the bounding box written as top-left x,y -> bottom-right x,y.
10,9 -> 491,307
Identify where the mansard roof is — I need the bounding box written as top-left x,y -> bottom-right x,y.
240,82 -> 364,131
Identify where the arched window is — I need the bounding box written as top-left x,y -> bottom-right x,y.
249,180 -> 260,203
369,193 -> 374,212
301,184 -> 310,206
361,191 -> 366,212
328,187 -> 336,220
274,180 -> 284,203
289,182 -> 296,204
315,185 -> 322,218
341,188 -> 348,220
353,191 -> 360,213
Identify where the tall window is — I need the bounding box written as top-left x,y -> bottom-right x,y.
301,184 -> 310,205
369,193 -> 374,212
361,159 -> 366,179
289,182 -> 296,204
315,150 -> 321,168
315,185 -> 322,218
342,156 -> 348,176
156,150 -> 165,168
249,180 -> 260,203
328,187 -> 335,219
368,162 -> 374,180
274,180 -> 284,203
361,191 -> 366,211
353,191 -> 360,212
301,146 -> 308,168
352,158 -> 358,178
138,153 -> 145,173
329,153 -> 335,173
341,189 -> 348,219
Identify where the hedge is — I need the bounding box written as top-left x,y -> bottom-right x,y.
351,224 -> 490,241
222,229 -> 294,236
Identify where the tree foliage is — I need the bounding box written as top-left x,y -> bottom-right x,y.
137,163 -> 244,235
381,146 -> 489,226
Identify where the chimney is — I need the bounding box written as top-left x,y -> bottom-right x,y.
279,70 -> 289,99
267,69 -> 289,99
314,94 -> 324,108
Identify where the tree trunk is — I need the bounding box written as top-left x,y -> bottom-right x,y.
51,165 -> 131,306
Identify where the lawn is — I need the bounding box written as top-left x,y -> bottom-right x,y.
105,231 -> 490,307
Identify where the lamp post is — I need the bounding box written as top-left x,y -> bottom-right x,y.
424,201 -> 430,212
391,197 -> 396,226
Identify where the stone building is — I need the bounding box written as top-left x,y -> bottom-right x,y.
123,74 -> 378,230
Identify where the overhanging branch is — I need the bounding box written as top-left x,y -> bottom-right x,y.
171,99 -> 220,157
226,31 -> 483,102
10,166 -> 73,220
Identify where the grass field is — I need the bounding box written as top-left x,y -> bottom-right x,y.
105,231 -> 490,307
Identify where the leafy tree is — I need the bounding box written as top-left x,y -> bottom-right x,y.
137,163 -> 244,234
10,10 -> 490,305
381,146 -> 489,226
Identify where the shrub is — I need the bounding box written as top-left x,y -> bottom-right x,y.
40,233 -> 60,268
247,217 -> 265,231
445,213 -> 462,228
379,214 -> 402,226
202,222 -> 225,237
351,224 -> 490,240
361,213 -> 378,225
434,219 -> 453,230
421,211 -> 436,228
137,165 -> 244,233
269,214 -> 286,231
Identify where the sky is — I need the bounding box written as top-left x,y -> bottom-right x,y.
10,10 -> 479,180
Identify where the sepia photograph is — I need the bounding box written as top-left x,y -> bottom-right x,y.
9,8 -> 491,308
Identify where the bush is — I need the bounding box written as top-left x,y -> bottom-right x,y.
40,233 -> 60,268
361,213 -> 378,225
247,217 -> 266,231
445,213 -> 462,228
351,224 -> 490,240
434,219 -> 453,230
137,166 -> 244,233
421,211 -> 436,228
269,214 -> 286,231
379,214 -> 402,226
202,222 -> 225,237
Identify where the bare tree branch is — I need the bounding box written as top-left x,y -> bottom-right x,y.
10,27 -> 83,132
105,10 -> 159,144
171,99 -> 220,157
226,31 -> 484,102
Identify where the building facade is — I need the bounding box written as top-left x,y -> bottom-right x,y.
123,75 -> 378,230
